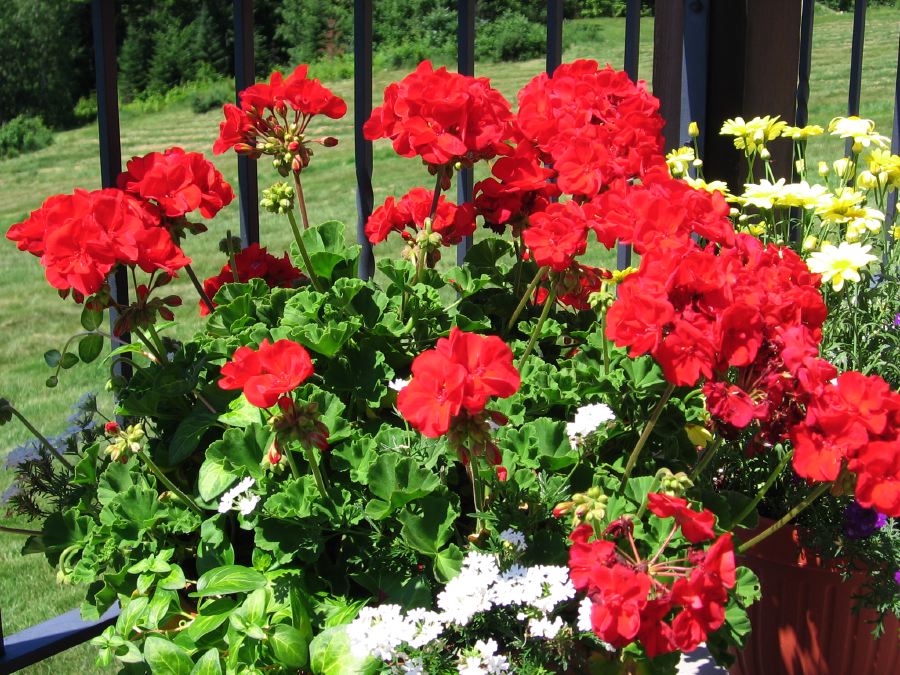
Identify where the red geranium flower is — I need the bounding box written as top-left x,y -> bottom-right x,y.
646,493 -> 717,543
365,187 -> 475,246
522,201 -> 595,272
397,328 -> 520,437
219,338 -> 314,408
364,60 -> 514,170
117,147 -> 235,220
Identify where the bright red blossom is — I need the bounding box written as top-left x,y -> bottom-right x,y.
364,60 -> 513,170
117,147 -> 234,219
397,328 -> 520,438
218,339 -> 314,408
365,188 -> 475,246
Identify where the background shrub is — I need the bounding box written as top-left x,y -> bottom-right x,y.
476,13 -> 546,63
0,115 -> 54,159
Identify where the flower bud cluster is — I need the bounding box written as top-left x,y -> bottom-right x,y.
260,182 -> 296,215
269,396 -> 329,451
656,468 -> 694,497
105,423 -> 145,463
553,486 -> 608,527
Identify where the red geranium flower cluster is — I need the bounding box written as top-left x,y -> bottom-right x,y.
473,144 -> 559,235
515,60 -> 665,198
6,188 -> 189,299
792,371 -> 900,516
214,65 -> 346,171
117,146 -> 234,220
397,328 -> 520,440
364,60 -> 514,174
522,200 -> 599,272
569,494 -> 736,657
200,243 -> 304,316
218,338 -> 314,409
365,187 -> 475,246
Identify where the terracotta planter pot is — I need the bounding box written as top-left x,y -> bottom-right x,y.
729,519 -> 900,675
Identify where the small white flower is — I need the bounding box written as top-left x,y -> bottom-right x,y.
218,477 -> 258,515
437,552 -> 500,626
577,596 -> 593,633
455,639 -> 508,674
498,528 -> 526,553
392,656 -> 427,674
528,615 -> 564,639
566,403 -> 615,445
346,604 -> 414,661
389,378 -> 410,392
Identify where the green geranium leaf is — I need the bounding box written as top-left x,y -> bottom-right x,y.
309,626 -> 379,675
270,624 -> 309,669
734,566 -> 761,608
299,220 -> 360,282
80,304 -> 104,331
166,405 -> 219,466
78,333 -> 104,363
434,543 -> 464,583
398,494 -> 458,556
190,649 -> 223,675
144,635 -> 193,675
198,456 -> 236,502
217,394 -> 264,428
205,426 -> 269,481
192,565 -> 266,598
367,453 -> 441,512
498,417 -> 577,471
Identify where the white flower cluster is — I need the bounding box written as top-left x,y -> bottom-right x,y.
498,528 -> 526,553
347,537 -> 576,672
457,639 -> 509,674
347,604 -> 443,661
566,402 -> 616,446
389,378 -> 410,392
217,477 -> 259,515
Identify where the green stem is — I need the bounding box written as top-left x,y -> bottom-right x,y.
734,449 -> 795,527
286,209 -> 324,293
303,442 -> 328,497
0,524 -> 42,536
184,263 -> 216,314
7,406 -> 73,471
516,284 -> 557,370
600,311 -> 610,376
284,447 -> 301,479
292,172 -> 313,231
620,382 -> 676,489
132,327 -> 164,363
136,450 -> 203,516
737,482 -> 830,554
506,266 -> 548,334
146,323 -> 170,365
634,474 -> 663,521
466,457 -> 485,531
689,435 -> 724,481
225,229 -> 240,284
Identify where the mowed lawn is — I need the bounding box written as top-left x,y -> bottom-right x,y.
0,8 -> 897,673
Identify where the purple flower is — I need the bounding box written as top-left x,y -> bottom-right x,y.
843,501 -> 887,539
895,570 -> 900,587
894,312 -> 900,328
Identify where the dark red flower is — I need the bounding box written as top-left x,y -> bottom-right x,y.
218,338 -> 314,408
201,244 -> 303,315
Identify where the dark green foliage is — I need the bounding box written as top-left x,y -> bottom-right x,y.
477,12 -> 546,62
0,114 -> 54,159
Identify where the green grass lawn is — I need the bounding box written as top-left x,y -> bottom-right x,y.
0,7 -> 897,672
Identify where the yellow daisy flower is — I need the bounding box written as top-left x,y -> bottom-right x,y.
721,115 -> 787,156
781,124 -> 824,140
806,242 -> 878,292
666,146 -> 695,177
828,116 -> 889,151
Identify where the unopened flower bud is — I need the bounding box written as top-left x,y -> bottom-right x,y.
818,161 -> 829,176
685,424 -> 713,448
856,170 -> 878,190
759,147 -> 771,160
802,235 -> 818,251
104,421 -> 120,435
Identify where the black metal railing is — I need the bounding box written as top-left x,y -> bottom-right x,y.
2,0 -> 898,671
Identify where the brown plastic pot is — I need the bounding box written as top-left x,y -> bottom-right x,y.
729,519 -> 900,675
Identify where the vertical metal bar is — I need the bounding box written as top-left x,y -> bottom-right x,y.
233,0 -> 259,247
623,0 -> 641,81
681,0 -> 709,153
456,0 -> 475,266
653,0 -> 686,153
91,0 -> 130,378
795,0 -> 815,129
884,33 -> 899,265
618,0 -> 642,271
546,0 -> 564,77
847,0 -> 867,117
355,0 -> 375,279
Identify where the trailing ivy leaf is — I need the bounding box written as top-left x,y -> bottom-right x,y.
60,351 -> 79,369
192,565 -> 266,598
308,626 -> 379,675
115,596 -> 149,637
146,588 -> 177,630
144,635 -> 193,675
270,624 -> 309,669
78,333 -> 104,363
190,649 -> 223,675
44,349 -> 61,367
159,565 -> 187,591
